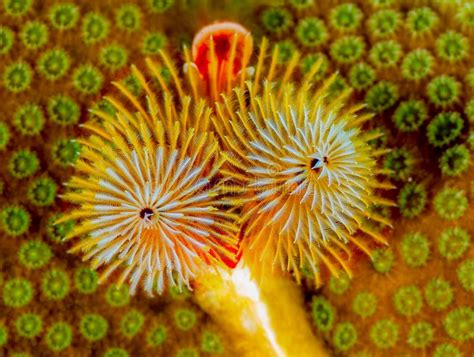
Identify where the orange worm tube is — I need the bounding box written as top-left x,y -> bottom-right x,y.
194,261 -> 329,357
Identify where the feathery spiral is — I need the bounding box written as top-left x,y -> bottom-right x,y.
59,56 -> 239,295
214,39 -> 394,285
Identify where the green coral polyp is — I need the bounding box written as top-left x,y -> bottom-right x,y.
48,95 -> 80,126
121,310 -> 145,338
148,0 -> 174,13
393,285 -> 423,317
433,344 -> 461,357
392,100 -> 428,132
440,145 -> 470,177
438,227 -> 470,262
41,269 -> 70,300
0,26 -> 14,54
296,17 -> 328,47
104,348 -> 130,357
311,296 -> 335,332
407,322 -> 434,349
426,112 -> 463,147
106,284 -> 130,307
367,126 -> 387,148
82,12 -> 110,44
37,48 -> 70,81
328,272 -> 351,295
47,214 -> 74,243
174,309 -> 197,331
45,322 -> 72,351
72,65 -> 103,94
467,69 -> 474,89
122,74 -> 143,96
330,36 -> 365,64
3,61 -> 32,93
92,99 -> 117,116
369,40 -> 402,68
407,7 -> 438,35
80,314 -> 109,341
18,240 -> 52,270
466,99 -> 474,123
424,277 -> 453,311
370,0 -> 394,7
201,331 -> 224,353
329,3 -> 362,32
352,291 -> 377,318
443,307 -> 474,341
468,131 -> 474,151
289,0 -> 313,10
427,75 -> 461,107
436,31 -> 469,63
52,138 -> 81,166
368,9 -> 400,38
100,45 -> 128,71
398,182 -> 427,219
1,206 -> 30,236
457,3 -> 474,29
8,149 -> 39,179
116,4 -> 142,32
49,3 -> 79,30
2,278 -> 33,308
142,32 -> 167,55
275,40 -> 296,63
348,62 -> 375,90
383,148 -> 415,181
4,0 -> 33,17
400,232 -> 430,268
74,267 -> 98,294
27,177 -> 58,206
15,313 -> 43,338
261,8 -> 293,34
401,49 -> 434,81
457,259 -> 473,291
13,103 -> 45,136
332,322 -> 357,351
365,81 -> 398,112
369,319 -> 399,349
371,248 -> 393,273
327,74 -> 348,99
434,187 -> 468,220
0,324 -> 7,346
147,325 -> 167,347
20,21 -> 49,50
176,349 -> 197,357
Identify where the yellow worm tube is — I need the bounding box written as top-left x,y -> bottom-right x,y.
194,262 -> 329,357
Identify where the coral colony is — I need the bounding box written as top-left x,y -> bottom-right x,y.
0,1 -> 473,356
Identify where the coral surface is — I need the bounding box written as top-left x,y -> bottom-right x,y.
0,0 -> 473,356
